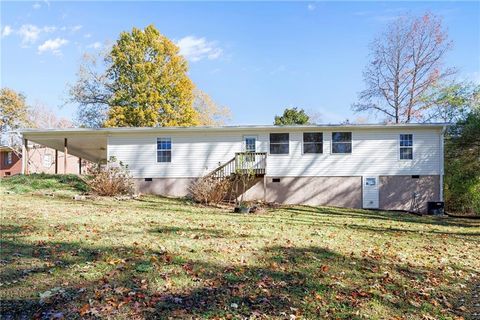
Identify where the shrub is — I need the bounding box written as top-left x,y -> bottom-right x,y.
87,158 -> 134,196
189,175 -> 231,206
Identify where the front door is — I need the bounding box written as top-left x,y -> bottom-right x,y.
244,136 -> 256,153
363,176 -> 379,209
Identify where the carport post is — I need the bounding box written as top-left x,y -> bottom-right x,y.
22,138 -> 29,175
64,138 -> 68,174
263,175 -> 267,202
55,149 -> 58,174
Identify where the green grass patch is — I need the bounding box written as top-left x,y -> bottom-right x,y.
1,191 -> 479,319
0,173 -> 89,194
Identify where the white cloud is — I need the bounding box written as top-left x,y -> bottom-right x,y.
71,25 -> 82,32
1,25 -> 12,37
87,41 -> 102,49
33,2 -> 41,9
84,33 -> 92,38
307,3 -> 316,11
176,36 -> 223,62
38,38 -> 68,55
18,24 -> 41,45
17,24 -> 56,46
43,26 -> 56,33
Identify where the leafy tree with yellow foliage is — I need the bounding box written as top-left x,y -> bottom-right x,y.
69,25 -> 218,128
0,88 -> 31,134
104,25 -> 198,127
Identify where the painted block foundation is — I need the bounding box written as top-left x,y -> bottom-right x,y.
135,175 -> 441,213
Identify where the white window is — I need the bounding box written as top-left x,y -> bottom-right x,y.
43,154 -> 52,167
332,132 -> 352,154
244,137 -> 256,153
399,134 -> 413,160
269,133 -> 289,154
5,151 -> 13,165
303,132 -> 323,154
157,138 -> 172,163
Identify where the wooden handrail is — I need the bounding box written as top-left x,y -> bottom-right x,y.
207,152 -> 267,179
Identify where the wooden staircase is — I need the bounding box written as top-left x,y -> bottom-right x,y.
208,152 -> 267,180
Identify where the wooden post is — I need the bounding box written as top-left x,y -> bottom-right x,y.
22,138 -> 29,175
79,157 -> 82,175
55,149 -> 58,174
263,175 -> 267,203
64,138 -> 68,174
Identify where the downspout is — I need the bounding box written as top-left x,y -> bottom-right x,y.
439,126 -> 446,202
21,136 -> 25,175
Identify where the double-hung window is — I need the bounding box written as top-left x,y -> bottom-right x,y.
399,134 -> 413,160
43,154 -> 52,167
270,133 -> 289,154
157,138 -> 172,163
303,132 -> 323,154
5,151 -> 13,165
332,132 -> 352,154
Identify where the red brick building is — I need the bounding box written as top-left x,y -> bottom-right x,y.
0,145 -> 86,177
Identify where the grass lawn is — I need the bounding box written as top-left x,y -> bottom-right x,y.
1,175 -> 479,319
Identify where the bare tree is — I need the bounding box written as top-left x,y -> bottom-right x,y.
29,103 -> 74,129
193,88 -> 232,126
353,13 -> 454,123
68,49 -> 112,128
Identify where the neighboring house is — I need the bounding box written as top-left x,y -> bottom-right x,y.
0,146 -> 22,177
0,144 -> 84,177
21,124 -> 446,213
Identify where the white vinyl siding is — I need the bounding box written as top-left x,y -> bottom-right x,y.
107,128 -> 441,178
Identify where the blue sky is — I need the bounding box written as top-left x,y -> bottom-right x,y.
1,1 -> 479,125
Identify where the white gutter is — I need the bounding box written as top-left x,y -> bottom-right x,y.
19,123 -> 450,136
439,126 -> 446,202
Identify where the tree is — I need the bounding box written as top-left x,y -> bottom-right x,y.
193,88 -> 231,126
353,13 -> 454,123
69,25 -> 200,128
29,103 -> 74,129
69,50 -> 111,128
274,107 -> 310,125
0,88 -> 31,134
105,25 -> 198,127
424,82 -> 477,123
444,105 -> 480,214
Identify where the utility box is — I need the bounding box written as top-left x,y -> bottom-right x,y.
427,202 -> 445,215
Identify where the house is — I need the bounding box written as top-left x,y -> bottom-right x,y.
21,123 -> 446,213
0,146 -> 22,177
0,144 -> 85,177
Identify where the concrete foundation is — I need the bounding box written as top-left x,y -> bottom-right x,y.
379,175 -> 440,213
134,175 -> 440,213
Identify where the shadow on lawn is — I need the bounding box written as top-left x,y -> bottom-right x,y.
282,206 -> 480,231
1,234 -> 473,319
152,226 -> 235,239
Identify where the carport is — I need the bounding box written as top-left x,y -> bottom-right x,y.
21,129 -> 108,174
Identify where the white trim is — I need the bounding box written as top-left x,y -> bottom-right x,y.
439,126 -> 446,201
243,135 -> 258,153
20,123 -> 448,136
330,131 -> 352,155
301,131 -> 324,155
156,137 -> 172,164
268,132 -> 290,156
398,133 -> 414,161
